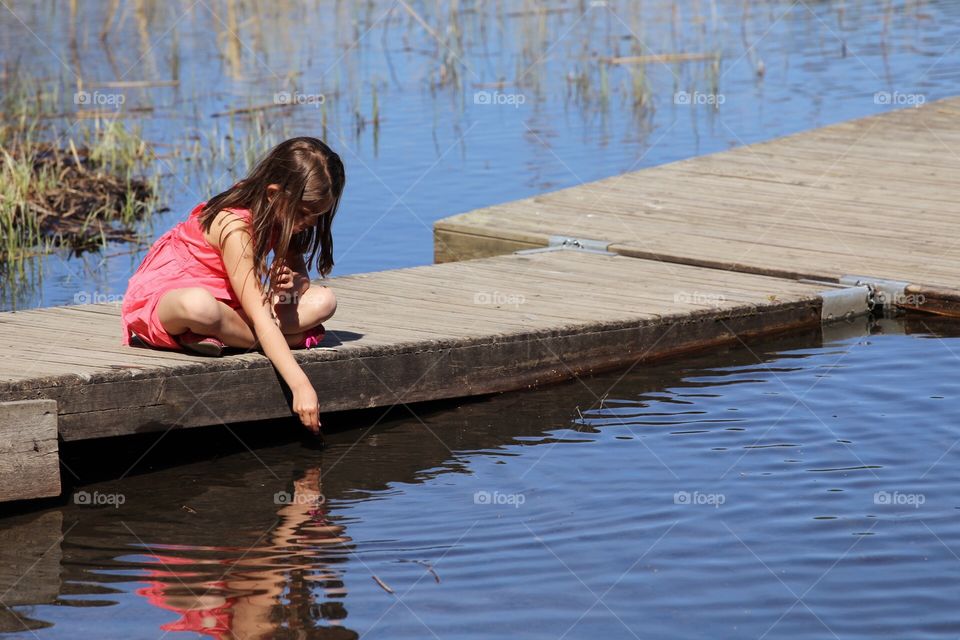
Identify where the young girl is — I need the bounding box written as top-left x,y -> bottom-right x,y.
121,137 -> 345,433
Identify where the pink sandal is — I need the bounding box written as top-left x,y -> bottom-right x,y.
177,331 -> 227,357
300,323 -> 326,349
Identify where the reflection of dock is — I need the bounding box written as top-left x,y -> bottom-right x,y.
3,99 -> 957,504
0,510 -> 62,633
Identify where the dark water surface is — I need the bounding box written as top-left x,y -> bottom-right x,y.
3,316 -> 960,638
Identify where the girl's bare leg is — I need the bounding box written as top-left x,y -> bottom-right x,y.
273,285 -> 337,343
157,286 -> 337,350
156,287 -> 257,348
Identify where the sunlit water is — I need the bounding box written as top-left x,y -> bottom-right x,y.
1,317 -> 959,638
0,0 -> 959,307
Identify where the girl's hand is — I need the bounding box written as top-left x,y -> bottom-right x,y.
291,271 -> 311,295
276,264 -> 311,299
276,265 -> 297,291
292,383 -> 322,433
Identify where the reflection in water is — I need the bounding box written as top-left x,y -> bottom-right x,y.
0,511 -> 63,634
131,468 -> 355,639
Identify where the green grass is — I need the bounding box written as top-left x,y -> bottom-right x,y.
0,111 -> 158,272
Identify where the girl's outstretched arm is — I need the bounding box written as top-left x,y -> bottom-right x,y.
215,212 -> 321,433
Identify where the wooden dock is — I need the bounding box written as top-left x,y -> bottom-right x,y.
4,98 -> 957,505
435,97 -> 960,314
1,251 -> 854,503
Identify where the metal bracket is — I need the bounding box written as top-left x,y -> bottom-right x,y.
820,285 -> 871,322
514,235 -> 616,256
839,275 -> 910,308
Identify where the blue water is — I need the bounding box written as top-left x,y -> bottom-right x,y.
1,0 -> 958,308
1,318 -> 960,638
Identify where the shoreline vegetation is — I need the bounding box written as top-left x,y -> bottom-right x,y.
0,99 -> 159,274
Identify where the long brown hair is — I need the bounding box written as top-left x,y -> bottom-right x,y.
199,137 -> 345,293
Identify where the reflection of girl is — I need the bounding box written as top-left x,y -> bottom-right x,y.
135,556 -> 236,637
229,468 -> 353,638
135,467 -> 354,639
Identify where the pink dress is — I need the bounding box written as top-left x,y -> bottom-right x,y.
121,202 -> 258,350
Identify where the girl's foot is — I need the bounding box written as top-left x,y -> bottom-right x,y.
178,331 -> 226,357
298,323 -> 326,349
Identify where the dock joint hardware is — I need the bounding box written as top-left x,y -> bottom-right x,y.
820,275 -> 913,322
820,285 -> 871,322
515,235 -> 616,256
839,275 -> 911,309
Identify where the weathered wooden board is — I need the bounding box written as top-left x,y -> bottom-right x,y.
0,400 -> 60,502
0,251 -> 835,443
434,97 -> 960,309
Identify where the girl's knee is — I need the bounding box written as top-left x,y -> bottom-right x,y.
275,286 -> 336,335
319,287 -> 337,318
298,286 -> 336,318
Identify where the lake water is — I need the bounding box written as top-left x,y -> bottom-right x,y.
2,316 -> 960,638
1,0 -> 958,307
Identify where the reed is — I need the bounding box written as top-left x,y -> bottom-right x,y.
0,108 -> 157,272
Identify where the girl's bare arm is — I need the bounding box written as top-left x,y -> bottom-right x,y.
214,212 -> 321,432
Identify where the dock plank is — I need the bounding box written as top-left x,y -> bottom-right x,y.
435,96 -> 960,303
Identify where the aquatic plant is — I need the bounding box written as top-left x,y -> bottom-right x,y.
0,75 -> 157,275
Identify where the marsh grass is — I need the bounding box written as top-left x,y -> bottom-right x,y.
0,96 -> 158,273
